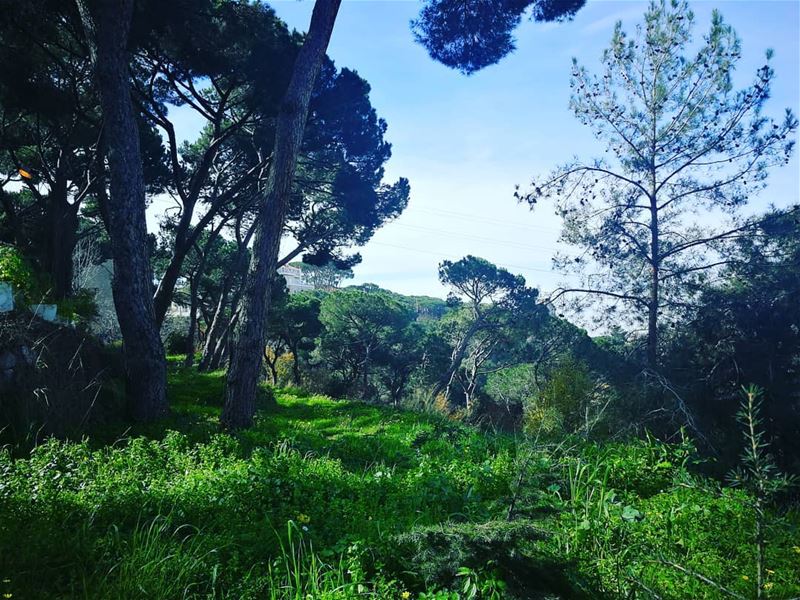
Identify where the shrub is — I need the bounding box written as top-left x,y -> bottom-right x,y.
0,244 -> 33,290
391,520 -> 594,599
0,244 -> 49,304
57,289 -> 98,322
162,316 -> 190,355
275,351 -> 295,385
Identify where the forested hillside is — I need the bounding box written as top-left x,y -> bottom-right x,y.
1,0 -> 798,598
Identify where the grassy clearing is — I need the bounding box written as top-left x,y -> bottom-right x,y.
0,364 -> 798,598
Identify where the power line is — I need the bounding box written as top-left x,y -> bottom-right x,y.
413,206 -> 561,234
369,241 -> 568,277
391,222 -> 560,253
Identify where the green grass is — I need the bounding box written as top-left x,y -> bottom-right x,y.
0,364 -> 798,599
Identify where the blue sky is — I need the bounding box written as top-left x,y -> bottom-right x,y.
159,0 -> 800,299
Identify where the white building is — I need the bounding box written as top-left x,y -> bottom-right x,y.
277,265 -> 314,294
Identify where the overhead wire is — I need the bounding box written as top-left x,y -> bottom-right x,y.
412,205 -> 561,234
390,222 -> 560,253
369,241 -> 569,277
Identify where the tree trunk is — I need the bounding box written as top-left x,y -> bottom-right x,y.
647,195 -> 660,369
153,246 -> 189,327
199,287 -> 228,371
199,267 -> 238,371
430,320 -> 481,402
264,347 -> 279,385
390,372 -> 408,406
362,345 -> 370,399
77,0 -> 168,421
199,223 -> 252,370
222,0 -> 341,430
153,210 -> 224,328
0,187 -> 24,247
210,308 -> 239,370
210,280 -> 246,369
217,324 -> 233,366
47,180 -> 79,300
183,274 -> 199,368
182,226 -> 220,367
463,361 -> 479,412
290,341 -> 301,384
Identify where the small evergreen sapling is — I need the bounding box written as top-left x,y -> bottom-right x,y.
727,385 -> 796,599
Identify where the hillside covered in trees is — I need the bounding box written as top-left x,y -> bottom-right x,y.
1,0 -> 798,598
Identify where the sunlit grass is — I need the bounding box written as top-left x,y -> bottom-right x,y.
1,365 -> 798,599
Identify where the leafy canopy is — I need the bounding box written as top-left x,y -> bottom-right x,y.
411,0 -> 586,75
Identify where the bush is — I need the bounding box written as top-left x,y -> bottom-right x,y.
0,244 -> 49,304
57,289 -> 98,322
161,316 -> 190,355
2,368 -> 799,600
391,520 -> 594,599
524,358 -> 616,438
0,312 -> 125,443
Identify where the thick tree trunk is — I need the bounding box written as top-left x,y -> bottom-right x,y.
47,181 -> 79,300
222,0 -> 341,429
0,188 -> 24,246
77,0 -> 168,421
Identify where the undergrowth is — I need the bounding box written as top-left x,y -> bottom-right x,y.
0,364 -> 798,598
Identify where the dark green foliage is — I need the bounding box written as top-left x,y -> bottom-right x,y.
56,289 -> 99,322
392,520 -> 596,599
576,435 -> 695,499
0,312 -> 125,444
433,256 -> 547,412
411,0 -> 585,75
266,290 -> 323,385
163,327 -> 190,356
660,207 -> 800,471
2,367 -> 799,599
317,289 -> 419,400
0,0 -> 169,299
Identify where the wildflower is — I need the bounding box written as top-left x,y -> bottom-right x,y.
3,593 -> 11,598
401,592 -> 411,599
296,513 -> 311,524
742,575 -> 750,581
763,582 -> 774,591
